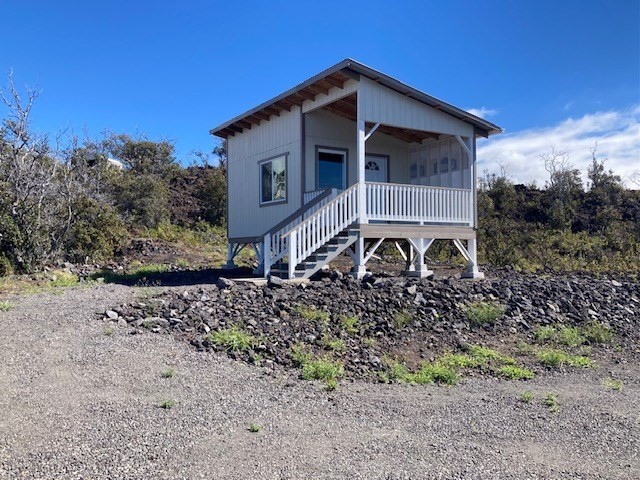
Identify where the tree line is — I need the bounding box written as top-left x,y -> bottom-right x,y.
0,79 -> 226,275
1,77 -> 638,276
475,148 -> 640,272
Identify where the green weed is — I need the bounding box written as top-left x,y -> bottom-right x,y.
603,378 -> 623,391
536,348 -> 593,368
0,300 -> 14,312
498,365 -> 534,380
363,337 -> 376,348
388,360 -> 458,386
520,391 -> 534,403
465,301 -> 504,325
544,393 -> 558,412
340,315 -> 360,335
162,368 -> 175,378
583,321 -> 614,344
301,357 -> 344,383
290,343 -> 312,366
321,334 -> 345,353
294,305 -> 330,323
467,345 -> 517,365
49,271 -> 80,288
248,423 -> 262,433
208,326 -> 256,352
393,311 -> 412,330
158,399 -> 176,409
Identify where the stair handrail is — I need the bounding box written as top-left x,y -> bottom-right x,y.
281,184 -> 360,278
262,188 -> 337,276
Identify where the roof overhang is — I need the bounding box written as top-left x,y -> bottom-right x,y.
210,58 -> 503,140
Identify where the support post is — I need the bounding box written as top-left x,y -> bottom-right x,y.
356,90 -> 367,225
462,238 -> 484,279
288,232 -> 297,280
263,234 -> 271,278
224,243 -> 236,270
466,136 -> 475,227
403,238 -> 434,278
351,234 -> 367,278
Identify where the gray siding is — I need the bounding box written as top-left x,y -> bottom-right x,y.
227,106 -> 302,240
304,109 -> 410,191
360,77 -> 474,137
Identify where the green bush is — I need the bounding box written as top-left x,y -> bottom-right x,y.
65,197 -> 127,262
110,172 -> 170,228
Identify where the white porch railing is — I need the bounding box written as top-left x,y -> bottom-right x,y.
282,184 -> 359,279
266,182 -> 472,278
365,182 -> 471,224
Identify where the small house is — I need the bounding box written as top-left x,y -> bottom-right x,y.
210,59 -> 502,279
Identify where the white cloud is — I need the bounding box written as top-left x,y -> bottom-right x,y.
476,106 -> 640,189
466,106 -> 498,119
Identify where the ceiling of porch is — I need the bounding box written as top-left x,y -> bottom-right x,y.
321,94 -> 440,144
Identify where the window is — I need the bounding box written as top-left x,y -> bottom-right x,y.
440,157 -> 449,173
260,155 -> 287,204
409,163 -> 418,179
317,148 -> 346,190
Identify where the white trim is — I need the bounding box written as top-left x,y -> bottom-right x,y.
364,122 -> 381,141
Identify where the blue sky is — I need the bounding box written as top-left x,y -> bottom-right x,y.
1,0 -> 639,184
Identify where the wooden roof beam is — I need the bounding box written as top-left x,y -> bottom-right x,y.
236,119 -> 253,129
249,111 -> 270,122
292,90 -> 316,101
274,100 -> 294,111
322,101 -> 356,119
263,106 -> 280,117
320,77 -> 343,89
306,84 -> 329,96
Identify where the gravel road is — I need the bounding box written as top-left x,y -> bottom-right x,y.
1,285 -> 638,479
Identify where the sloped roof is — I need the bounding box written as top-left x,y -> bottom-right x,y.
210,58 -> 502,139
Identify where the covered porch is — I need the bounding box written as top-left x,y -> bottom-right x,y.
296,86 -> 481,279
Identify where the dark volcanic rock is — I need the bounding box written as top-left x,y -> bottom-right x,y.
106,270 -> 640,381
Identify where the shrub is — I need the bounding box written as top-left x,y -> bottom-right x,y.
0,255 -> 13,277
65,197 -> 127,262
110,172 -> 170,228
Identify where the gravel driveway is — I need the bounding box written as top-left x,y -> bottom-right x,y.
0,285 -> 638,479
